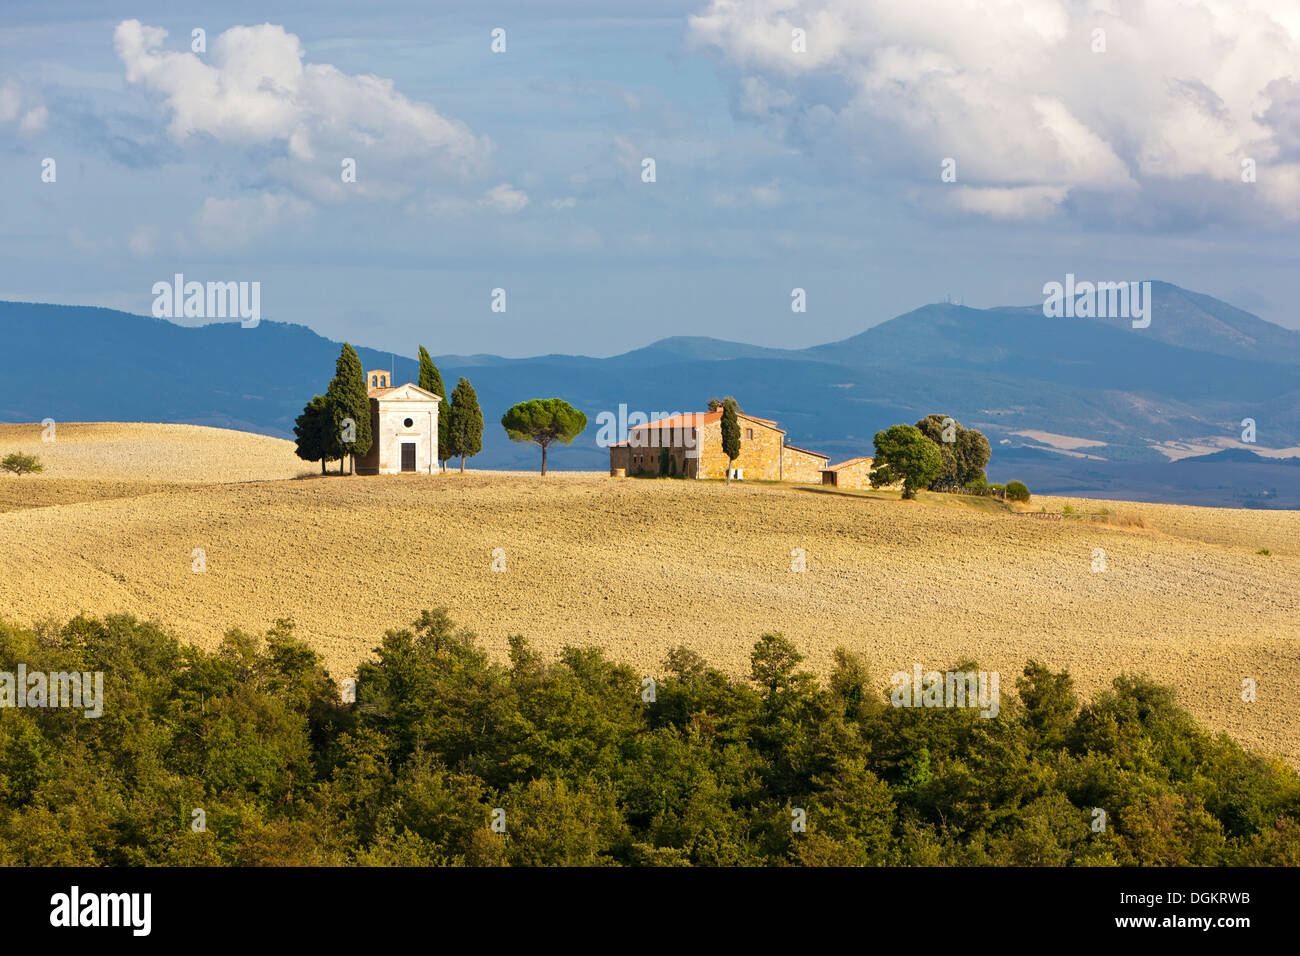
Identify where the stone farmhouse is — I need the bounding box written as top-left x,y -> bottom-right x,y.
608,407 -> 873,487
354,370 -> 441,475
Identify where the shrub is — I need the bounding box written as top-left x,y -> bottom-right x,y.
1005,481 -> 1030,502
1,452 -> 43,476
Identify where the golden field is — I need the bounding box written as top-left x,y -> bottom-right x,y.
0,422 -> 313,483
1,423 -> 1298,765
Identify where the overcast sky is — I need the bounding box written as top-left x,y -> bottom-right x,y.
4,0 -> 1300,357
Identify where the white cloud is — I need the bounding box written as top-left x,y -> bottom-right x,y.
127,225 -> 159,258
68,227 -> 111,256
0,80 -> 19,123
426,184 -> 532,217
0,78 -> 47,136
688,0 -> 1300,222
953,185 -> 1070,221
709,184 -> 783,207
736,75 -> 796,122
18,105 -> 48,134
113,20 -> 491,198
193,192 -> 312,249
484,183 -> 529,213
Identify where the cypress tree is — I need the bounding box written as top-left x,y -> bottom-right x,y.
325,343 -> 372,475
720,397 -> 741,484
418,345 -> 450,472
448,377 -> 483,473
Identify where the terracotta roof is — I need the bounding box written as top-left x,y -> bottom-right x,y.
785,444 -> 829,459
628,410 -> 783,432
825,457 -> 873,470
628,412 -> 718,430
367,386 -> 400,398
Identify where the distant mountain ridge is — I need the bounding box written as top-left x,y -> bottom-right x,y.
987,281 -> 1300,366
2,282 -> 1299,506
1176,447 -> 1300,466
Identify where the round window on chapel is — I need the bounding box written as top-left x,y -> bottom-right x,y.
403,418 -> 414,429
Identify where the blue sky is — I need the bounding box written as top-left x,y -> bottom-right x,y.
4,0 -> 1299,357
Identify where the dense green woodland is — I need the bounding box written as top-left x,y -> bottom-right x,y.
0,611 -> 1296,866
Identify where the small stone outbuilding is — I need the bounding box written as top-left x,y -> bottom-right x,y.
821,457 -> 876,490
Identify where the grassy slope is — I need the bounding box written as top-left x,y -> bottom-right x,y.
1,424 -> 1296,767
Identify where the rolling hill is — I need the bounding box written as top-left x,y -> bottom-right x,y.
2,282 -> 1298,504
2,425 -> 1297,765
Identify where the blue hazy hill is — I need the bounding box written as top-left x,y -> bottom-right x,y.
2,283 -> 1299,504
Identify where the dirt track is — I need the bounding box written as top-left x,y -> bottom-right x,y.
1,424 -> 1297,765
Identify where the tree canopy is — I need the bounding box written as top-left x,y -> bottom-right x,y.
500,398 -> 588,475
870,424 -> 942,498
1,609 -> 1296,867
913,414 -> 991,489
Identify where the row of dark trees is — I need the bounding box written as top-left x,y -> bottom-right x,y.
293,344 -> 593,476
3,608 -> 1297,866
293,345 -> 484,474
